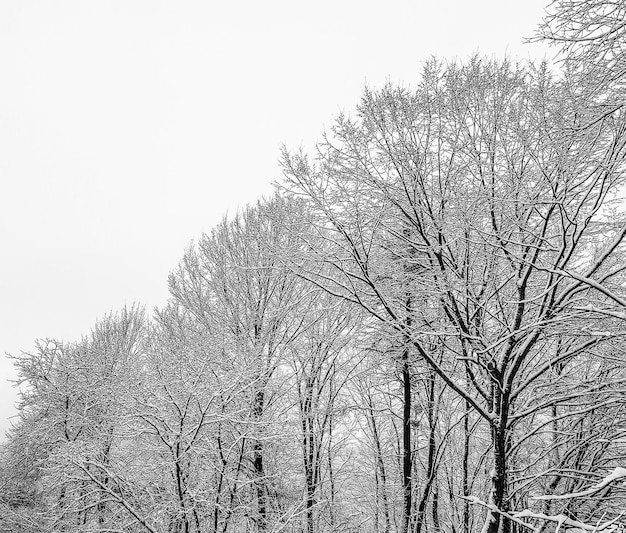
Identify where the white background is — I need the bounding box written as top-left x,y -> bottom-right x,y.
0,0 -> 552,439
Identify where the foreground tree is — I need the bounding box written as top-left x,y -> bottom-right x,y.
281,57 -> 626,531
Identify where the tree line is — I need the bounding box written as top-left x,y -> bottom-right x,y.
2,1 -> 626,532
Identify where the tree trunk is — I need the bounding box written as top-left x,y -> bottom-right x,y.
253,389 -> 267,533
415,369 -> 437,533
328,408 -> 336,531
367,391 -> 390,533
402,346 -> 412,533
432,483 -> 441,532
303,392 -> 315,533
484,425 -> 510,533
174,442 -> 190,533
462,396 -> 471,533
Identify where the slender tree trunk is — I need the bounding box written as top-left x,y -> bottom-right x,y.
400,289 -> 414,533
221,436 -> 247,533
328,405 -> 336,531
462,366 -> 473,533
402,344 -> 412,533
302,381 -> 315,533
462,396 -> 471,533
368,392 -> 390,533
174,443 -> 190,533
76,478 -> 87,526
97,436 -> 113,528
432,483 -> 441,532
415,369 -> 437,533
58,485 -> 67,532
253,389 -> 267,533
214,423 -> 226,533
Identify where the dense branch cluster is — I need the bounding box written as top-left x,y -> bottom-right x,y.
2,1 -> 626,532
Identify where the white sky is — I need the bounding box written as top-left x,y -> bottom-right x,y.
0,1 -> 552,438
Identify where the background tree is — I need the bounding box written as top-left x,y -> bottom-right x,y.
1,307 -> 149,533
537,0 -> 626,95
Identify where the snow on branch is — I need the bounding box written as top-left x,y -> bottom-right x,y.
513,509 -> 623,533
462,496 -> 537,532
465,483 -> 626,533
532,467 -> 626,501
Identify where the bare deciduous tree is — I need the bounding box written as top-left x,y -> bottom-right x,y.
281,57 -> 626,532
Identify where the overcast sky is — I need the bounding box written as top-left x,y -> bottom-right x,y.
0,1 -> 552,439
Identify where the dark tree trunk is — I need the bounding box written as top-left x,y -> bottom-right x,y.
402,346 -> 412,533
328,409 -> 336,530
367,392 -> 390,533
303,384 -> 315,533
253,389 -> 267,533
415,369 -> 437,533
462,396 -> 471,533
486,378 -> 511,533
174,442 -> 190,533
432,483 -> 441,532
486,426 -> 510,533
221,436 -> 247,533
402,293 -> 413,533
